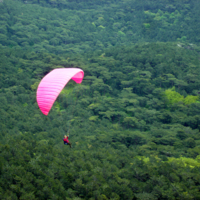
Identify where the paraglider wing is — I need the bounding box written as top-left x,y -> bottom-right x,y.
36,68 -> 84,115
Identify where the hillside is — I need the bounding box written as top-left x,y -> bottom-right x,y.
1,42 -> 200,199
1,0 -> 200,199
0,0 -> 200,54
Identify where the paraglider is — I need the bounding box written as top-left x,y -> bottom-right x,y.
36,68 -> 84,115
63,135 -> 72,148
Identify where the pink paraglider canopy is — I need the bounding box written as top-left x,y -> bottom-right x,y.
36,68 -> 84,115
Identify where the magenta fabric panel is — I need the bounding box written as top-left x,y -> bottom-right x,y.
37,68 -> 84,115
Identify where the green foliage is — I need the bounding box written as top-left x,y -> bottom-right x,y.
137,155 -> 200,168
164,87 -> 199,105
168,156 -> 200,168
164,87 -> 184,104
0,0 -> 200,199
143,23 -> 150,29
184,95 -> 199,105
0,0 -> 200,54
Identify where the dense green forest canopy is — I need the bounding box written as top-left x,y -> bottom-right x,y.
1,42 -> 200,199
0,0 -> 200,54
1,0 -> 200,199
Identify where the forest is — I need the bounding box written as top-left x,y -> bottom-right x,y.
0,0 -> 200,199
